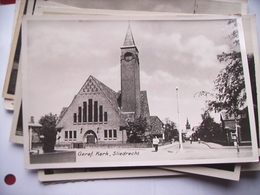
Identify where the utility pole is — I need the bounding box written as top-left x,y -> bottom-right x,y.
235,118 -> 240,153
176,87 -> 183,150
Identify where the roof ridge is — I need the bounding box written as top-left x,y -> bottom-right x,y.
91,75 -> 117,95
90,76 -> 120,114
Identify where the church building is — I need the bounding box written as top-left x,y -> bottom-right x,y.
56,25 -> 163,147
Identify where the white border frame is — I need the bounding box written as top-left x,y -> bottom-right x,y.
22,15 -> 258,170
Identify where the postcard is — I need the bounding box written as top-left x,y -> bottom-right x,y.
22,15 -> 258,169
38,167 -> 182,183
2,0 -> 26,102
163,164 -> 241,181
35,0 -> 248,15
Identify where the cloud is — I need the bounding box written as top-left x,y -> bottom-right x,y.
184,35 -> 230,68
96,65 -> 120,91
141,69 -> 211,90
140,32 -> 229,76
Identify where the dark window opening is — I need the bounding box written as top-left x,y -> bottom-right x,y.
113,129 -> 117,138
99,106 -> 103,122
74,131 -> 77,139
109,129 -> 112,138
94,101 -> 98,122
78,106 -> 82,122
104,130 -> 108,138
83,101 -> 87,122
65,131 -> 68,139
73,113 -> 77,123
69,131 -> 72,139
88,99 -> 93,122
104,112 -> 108,122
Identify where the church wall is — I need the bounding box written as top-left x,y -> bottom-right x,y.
57,91 -> 125,145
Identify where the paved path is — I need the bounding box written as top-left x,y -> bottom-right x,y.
153,141 -> 253,160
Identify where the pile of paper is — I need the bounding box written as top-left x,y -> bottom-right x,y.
3,0 -> 260,183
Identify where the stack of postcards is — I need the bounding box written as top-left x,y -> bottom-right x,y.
3,0 -> 260,183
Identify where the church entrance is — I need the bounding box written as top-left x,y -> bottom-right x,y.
86,134 -> 95,144
83,130 -> 97,144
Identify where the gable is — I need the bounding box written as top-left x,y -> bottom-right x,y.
56,75 -> 121,128
80,76 -> 100,94
150,116 -> 164,135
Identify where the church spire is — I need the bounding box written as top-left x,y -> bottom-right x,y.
123,23 -> 136,47
186,118 -> 191,130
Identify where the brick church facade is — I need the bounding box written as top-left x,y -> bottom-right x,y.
56,25 -> 163,147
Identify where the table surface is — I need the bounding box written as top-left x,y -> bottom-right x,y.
1,1 -> 260,195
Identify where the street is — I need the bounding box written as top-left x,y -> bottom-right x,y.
154,141 -> 253,160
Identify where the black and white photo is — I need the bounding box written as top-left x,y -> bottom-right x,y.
22,16 -> 258,169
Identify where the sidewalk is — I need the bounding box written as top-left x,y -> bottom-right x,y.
157,141 -> 252,152
201,141 -> 252,149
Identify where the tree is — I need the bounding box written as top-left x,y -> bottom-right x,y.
164,118 -> 178,142
39,113 -> 58,153
208,51 -> 245,116
196,20 -> 252,147
197,111 -> 225,144
198,20 -> 246,117
126,116 -> 148,143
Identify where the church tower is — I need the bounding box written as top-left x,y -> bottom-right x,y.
186,118 -> 191,130
120,24 -> 141,117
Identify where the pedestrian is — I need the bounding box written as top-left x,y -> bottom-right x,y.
189,137 -> 192,144
198,138 -> 200,144
152,136 -> 159,152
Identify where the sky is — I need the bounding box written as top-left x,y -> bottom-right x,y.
24,18 -> 242,130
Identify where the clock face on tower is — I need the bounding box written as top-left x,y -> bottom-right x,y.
124,52 -> 134,62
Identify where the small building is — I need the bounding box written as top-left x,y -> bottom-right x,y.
28,118 -> 43,153
149,116 -> 164,139
220,108 -> 251,146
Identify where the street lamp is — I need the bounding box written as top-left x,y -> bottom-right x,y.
176,87 -> 183,150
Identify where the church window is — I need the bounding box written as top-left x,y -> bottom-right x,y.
83,101 -> 87,122
69,131 -> 73,140
109,129 -> 112,139
124,52 -> 134,62
104,130 -> 108,139
94,101 -> 98,122
113,129 -> 117,139
99,106 -> 103,122
65,131 -> 68,140
88,99 -> 93,122
74,131 -> 77,140
104,112 -> 108,123
78,106 -> 82,123
73,113 -> 77,123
